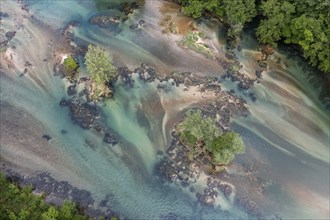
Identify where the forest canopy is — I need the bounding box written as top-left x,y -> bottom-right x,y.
177,0 -> 330,73
0,173 -> 88,220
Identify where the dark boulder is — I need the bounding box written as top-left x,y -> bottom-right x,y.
59,99 -> 69,107
138,19 -> 145,26
255,70 -> 262,79
103,132 -> 118,145
129,24 -> 138,29
67,85 -> 77,96
5,31 -> 16,41
42,134 -> 52,141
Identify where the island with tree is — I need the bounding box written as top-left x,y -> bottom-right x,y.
178,109 -> 245,171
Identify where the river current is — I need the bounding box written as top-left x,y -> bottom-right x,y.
0,0 -> 329,219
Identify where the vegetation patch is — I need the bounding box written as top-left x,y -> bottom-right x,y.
177,0 -> 329,73
0,172 -> 88,220
63,55 -> 79,78
177,110 -> 245,167
180,31 -> 213,58
85,45 -> 117,100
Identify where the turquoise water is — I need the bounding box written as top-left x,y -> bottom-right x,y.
0,0 -> 329,219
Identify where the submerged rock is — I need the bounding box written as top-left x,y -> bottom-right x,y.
42,134 -> 52,141
67,85 -> 77,96
5,31 -> 16,41
59,99 -> 69,107
117,66 -> 134,87
69,101 -> 100,129
103,132 -> 118,145
89,15 -> 121,28
62,21 -> 79,38
218,184 -> 232,198
235,195 -> 262,217
135,63 -> 157,82
0,12 -> 9,18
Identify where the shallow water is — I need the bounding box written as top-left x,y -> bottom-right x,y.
0,0 -> 329,219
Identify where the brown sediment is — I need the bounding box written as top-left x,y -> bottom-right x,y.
159,1 -> 195,35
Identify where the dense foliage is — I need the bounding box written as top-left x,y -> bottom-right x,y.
256,0 -> 330,73
178,110 -> 245,165
85,45 -> 117,86
0,173 -> 88,220
63,55 -> 79,78
178,0 -> 330,73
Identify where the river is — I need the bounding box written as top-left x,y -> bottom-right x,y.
0,0 -> 329,219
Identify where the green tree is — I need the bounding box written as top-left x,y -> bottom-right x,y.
286,15 -> 329,72
178,110 -> 245,166
42,207 -> 59,220
179,110 -> 221,148
256,0 -> 329,73
208,132 -> 245,165
0,173 -> 89,220
85,45 -> 117,86
256,0 -> 295,46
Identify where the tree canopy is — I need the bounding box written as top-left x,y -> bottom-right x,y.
177,0 -> 330,73
178,110 -> 245,166
85,45 -> 117,86
0,173 -> 88,220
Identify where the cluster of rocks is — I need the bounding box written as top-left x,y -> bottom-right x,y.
197,177 -> 235,207
156,135 -> 238,207
116,66 -> 134,87
129,19 -> 145,30
235,195 -> 262,218
62,21 -> 79,38
157,136 -> 264,217
1,166 -> 119,219
200,92 -> 249,131
0,11 -> 9,18
59,98 -> 118,145
67,99 -> 100,129
89,15 -> 121,29
163,71 -> 208,87
1,30 -> 16,51
5,31 -> 16,41
155,138 -> 200,187
135,63 -> 157,82
89,1 -> 142,31
119,2 -> 140,16
217,54 -> 258,90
